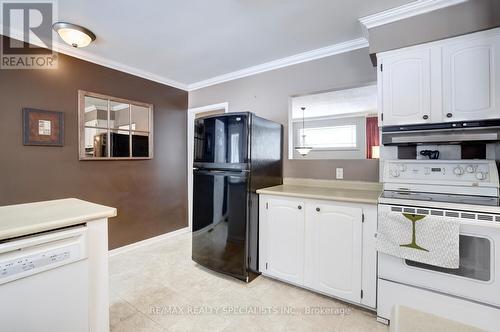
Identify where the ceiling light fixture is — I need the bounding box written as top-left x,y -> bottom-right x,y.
294,107 -> 312,157
53,22 -> 96,48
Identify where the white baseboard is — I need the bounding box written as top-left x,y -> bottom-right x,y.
108,226 -> 190,257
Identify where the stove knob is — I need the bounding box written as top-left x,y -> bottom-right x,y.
390,169 -> 400,178
466,165 -> 475,173
453,167 -> 464,175
475,172 -> 486,180
398,164 -> 407,172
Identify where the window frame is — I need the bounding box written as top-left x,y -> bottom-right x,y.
78,90 -> 154,160
297,124 -> 358,150
290,115 -> 366,159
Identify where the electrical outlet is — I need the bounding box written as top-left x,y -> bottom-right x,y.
336,168 -> 344,179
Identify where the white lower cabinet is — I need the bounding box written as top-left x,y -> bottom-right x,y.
259,195 -> 377,309
264,197 -> 305,284
304,202 -> 363,303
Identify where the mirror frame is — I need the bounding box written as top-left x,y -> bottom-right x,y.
78,90 -> 154,160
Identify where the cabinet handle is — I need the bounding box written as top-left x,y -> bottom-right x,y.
316,207 -> 320,212
298,205 -> 302,210
423,115 -> 429,120
446,113 -> 453,118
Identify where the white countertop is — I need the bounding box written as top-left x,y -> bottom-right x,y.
257,179 -> 382,204
0,198 -> 117,241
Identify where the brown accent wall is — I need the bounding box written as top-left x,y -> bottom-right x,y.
0,36 -> 188,249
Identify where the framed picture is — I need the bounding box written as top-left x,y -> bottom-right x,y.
22,108 -> 64,146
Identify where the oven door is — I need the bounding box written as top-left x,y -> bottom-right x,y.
378,204 -> 500,307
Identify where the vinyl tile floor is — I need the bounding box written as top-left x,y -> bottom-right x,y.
109,232 -> 388,332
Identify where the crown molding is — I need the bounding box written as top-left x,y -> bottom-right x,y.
188,37 -> 369,91
1,26 -> 189,91
2,26 -> 369,93
359,0 -> 467,36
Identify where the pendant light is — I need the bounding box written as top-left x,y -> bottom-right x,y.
294,107 -> 312,156
53,22 -> 96,48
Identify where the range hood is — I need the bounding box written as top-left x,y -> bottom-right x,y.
382,119 -> 500,146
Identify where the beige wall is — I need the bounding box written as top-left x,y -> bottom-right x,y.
190,2 -> 499,183
369,0 -> 500,54
189,47 -> 380,182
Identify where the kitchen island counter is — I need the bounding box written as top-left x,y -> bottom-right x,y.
0,198 -> 116,241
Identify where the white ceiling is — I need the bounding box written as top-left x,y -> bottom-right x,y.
54,0 -> 414,89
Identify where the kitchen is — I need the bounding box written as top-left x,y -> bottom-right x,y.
1,0 -> 500,331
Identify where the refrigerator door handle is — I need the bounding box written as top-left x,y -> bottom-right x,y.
208,170 -> 249,174
194,169 -> 250,174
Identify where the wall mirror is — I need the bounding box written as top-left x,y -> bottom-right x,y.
79,91 -> 153,160
289,83 -> 379,160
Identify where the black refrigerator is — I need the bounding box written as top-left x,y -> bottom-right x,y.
192,112 -> 283,282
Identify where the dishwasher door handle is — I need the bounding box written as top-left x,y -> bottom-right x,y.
0,226 -> 87,255
0,226 -> 88,285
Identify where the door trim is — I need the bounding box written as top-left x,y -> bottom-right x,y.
187,103 -> 229,231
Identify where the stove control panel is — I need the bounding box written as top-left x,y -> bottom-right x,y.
383,160 -> 499,187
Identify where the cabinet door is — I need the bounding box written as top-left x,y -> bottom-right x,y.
263,197 -> 305,284
305,202 -> 363,303
381,48 -> 432,126
442,34 -> 500,122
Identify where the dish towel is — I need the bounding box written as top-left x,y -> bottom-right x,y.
377,210 -> 460,268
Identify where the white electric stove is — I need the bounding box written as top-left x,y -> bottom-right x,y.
377,160 -> 500,332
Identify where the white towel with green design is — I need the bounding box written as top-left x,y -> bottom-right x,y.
376,210 -> 460,268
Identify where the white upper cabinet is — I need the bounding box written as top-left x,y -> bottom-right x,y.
442,35 -> 500,122
380,48 -> 432,126
262,197 -> 305,285
304,202 -> 363,303
378,28 -> 500,126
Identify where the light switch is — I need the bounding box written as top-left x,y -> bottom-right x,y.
336,168 -> 344,179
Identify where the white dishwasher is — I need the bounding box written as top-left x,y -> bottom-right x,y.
0,225 -> 89,332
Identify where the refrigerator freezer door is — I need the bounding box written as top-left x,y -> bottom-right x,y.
193,114 -> 249,170
192,169 -> 248,279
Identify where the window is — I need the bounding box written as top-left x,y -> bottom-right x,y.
291,116 -> 366,159
299,125 -> 357,149
288,83 -> 377,160
78,91 -> 153,160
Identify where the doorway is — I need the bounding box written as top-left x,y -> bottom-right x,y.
187,103 -> 228,230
